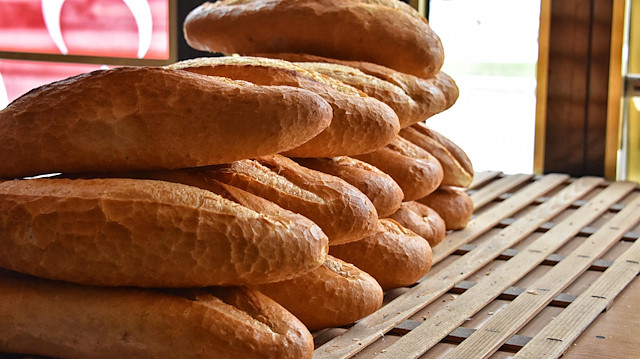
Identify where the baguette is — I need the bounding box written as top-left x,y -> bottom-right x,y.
145,155 -> 378,245
354,136 -> 443,201
0,66 -> 332,179
257,53 -> 459,122
252,255 -> 383,330
417,186 -> 474,230
330,219 -> 433,290
294,156 -> 403,217
0,270 -> 313,359
184,0 -> 444,78
169,56 -> 400,157
387,201 -> 446,247
0,178 -> 328,287
400,123 -> 474,188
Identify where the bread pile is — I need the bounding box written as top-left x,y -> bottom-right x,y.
0,1 -> 474,358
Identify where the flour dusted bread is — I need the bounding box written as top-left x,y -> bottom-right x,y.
252,255 -> 383,330
170,56 -> 400,157
0,270 -> 314,359
0,66 -> 332,179
0,178 -> 328,287
184,0 -> 444,78
294,156 -> 403,217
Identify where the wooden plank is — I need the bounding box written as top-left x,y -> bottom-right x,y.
442,192 -> 640,358
433,174 -> 569,264
372,178 -> 631,359
468,171 -> 503,190
311,174 -> 586,359
514,228 -> 640,358
469,173 -> 532,209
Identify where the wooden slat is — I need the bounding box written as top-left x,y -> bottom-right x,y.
312,174 -> 586,359
433,174 -> 569,264
373,178 -> 631,359
468,171 -> 504,190
469,173 -> 532,209
442,192 -> 640,358
514,230 -> 640,358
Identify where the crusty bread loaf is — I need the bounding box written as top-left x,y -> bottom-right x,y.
294,156 -> 403,217
354,136 -> 443,202
417,186 -> 474,230
257,53 -> 459,122
184,0 -> 444,78
252,255 -> 383,330
149,155 -> 378,245
387,201 -> 446,247
400,123 -> 474,188
0,270 -> 313,359
0,178 -> 328,287
330,219 -> 433,290
0,66 -> 332,179
292,61 -> 425,127
169,56 -> 400,157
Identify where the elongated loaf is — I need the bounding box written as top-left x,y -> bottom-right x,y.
388,201 -> 446,247
169,56 -> 400,157
0,271 -> 313,359
354,136 -> 443,202
330,219 -> 433,290
184,0 -> 444,78
252,255 -> 383,330
0,178 -> 327,287
144,155 -> 378,245
258,53 -> 459,123
294,156 -> 403,217
0,66 -> 332,179
400,123 -> 474,188
417,186 -> 474,230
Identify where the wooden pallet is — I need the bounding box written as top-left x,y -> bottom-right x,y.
312,172 -> 640,359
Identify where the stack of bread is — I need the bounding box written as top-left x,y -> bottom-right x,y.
0,1 -> 474,358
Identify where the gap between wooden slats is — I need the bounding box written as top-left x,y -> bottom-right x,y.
373,179 -> 633,359
514,225 -> 640,358
469,173 -> 532,209
312,174 -> 578,359
442,191 -> 640,358
468,171 -> 504,190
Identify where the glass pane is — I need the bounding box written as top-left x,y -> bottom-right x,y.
427,0 -> 541,174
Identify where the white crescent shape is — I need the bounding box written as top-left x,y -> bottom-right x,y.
41,0 -> 68,55
0,70 -> 8,110
122,0 -> 153,59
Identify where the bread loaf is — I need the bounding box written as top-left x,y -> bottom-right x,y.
252,255 -> 383,330
388,201 -> 446,247
400,123 -> 474,188
0,178 -> 328,287
0,270 -> 313,359
330,219 -> 433,290
354,136 -> 443,201
294,156 -> 403,217
147,155 -> 378,245
184,0 -> 444,78
417,186 -> 474,230
169,56 -> 400,157
0,66 -> 332,179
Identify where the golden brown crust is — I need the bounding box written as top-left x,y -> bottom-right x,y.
0,271 -> 314,359
387,201 -> 446,247
174,155 -> 378,245
353,137 -> 443,202
400,123 -> 474,188
184,0 -> 444,78
329,219 -> 433,290
251,255 -> 383,330
293,156 -> 403,217
0,66 -> 332,179
417,186 -> 474,230
0,178 -> 328,287
257,53 -> 459,123
169,56 -> 400,157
